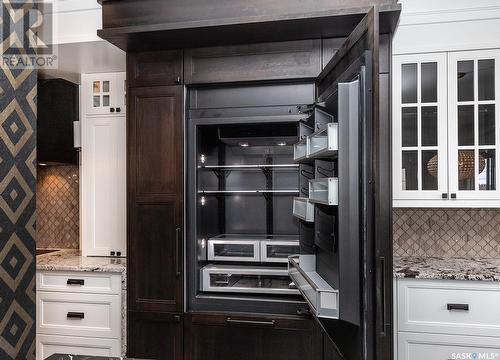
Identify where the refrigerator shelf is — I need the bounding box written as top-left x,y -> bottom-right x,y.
307,123 -> 338,159
199,164 -> 299,170
288,255 -> 339,319
292,197 -> 315,222
198,190 -> 299,194
308,178 -> 338,205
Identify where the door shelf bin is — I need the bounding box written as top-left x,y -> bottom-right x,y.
293,197 -> 315,222
288,255 -> 339,319
307,123 -> 338,158
293,137 -> 310,162
308,178 -> 338,205
201,265 -> 299,295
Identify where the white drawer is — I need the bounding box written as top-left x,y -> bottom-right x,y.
37,271 -> 121,295
37,334 -> 120,360
398,332 -> 500,360
37,291 -> 120,339
398,279 -> 500,337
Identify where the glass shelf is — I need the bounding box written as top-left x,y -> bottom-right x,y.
199,164 -> 299,170
308,178 -> 339,205
307,123 -> 338,159
293,197 -> 315,222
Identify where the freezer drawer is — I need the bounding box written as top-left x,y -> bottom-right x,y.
201,265 -> 299,295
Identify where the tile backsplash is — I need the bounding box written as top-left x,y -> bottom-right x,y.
37,165 -> 79,249
394,208 -> 500,258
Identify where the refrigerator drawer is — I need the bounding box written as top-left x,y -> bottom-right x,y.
207,239 -> 260,262
293,197 -> 315,222
260,241 -> 299,263
288,255 -> 338,319
309,178 -> 339,205
201,265 -> 299,295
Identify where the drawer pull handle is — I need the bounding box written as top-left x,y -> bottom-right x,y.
447,303 -> 469,311
67,279 -> 84,286
67,312 -> 85,319
226,317 -> 275,327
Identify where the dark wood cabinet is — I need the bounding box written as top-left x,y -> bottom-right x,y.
127,84 -> 183,314
128,311 -> 183,360
128,50 -> 183,87
184,313 -> 320,360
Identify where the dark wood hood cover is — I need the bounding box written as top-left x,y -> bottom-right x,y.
97,0 -> 400,51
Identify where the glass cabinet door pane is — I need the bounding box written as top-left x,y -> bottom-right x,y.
93,81 -> 100,93
402,151 -> 418,190
458,105 -> 475,146
458,60 -> 474,101
479,104 -> 495,146
402,107 -> 418,147
421,62 -> 437,103
213,243 -> 255,258
93,95 -> 100,107
422,150 -> 438,190
103,95 -> 110,107
458,150 -> 475,190
478,59 -> 495,101
421,106 -> 438,146
402,63 -> 418,104
103,80 -> 110,93
479,149 -> 496,190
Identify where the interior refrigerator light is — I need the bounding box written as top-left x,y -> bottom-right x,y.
200,196 -> 206,206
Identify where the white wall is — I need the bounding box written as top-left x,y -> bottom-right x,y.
393,0 -> 500,55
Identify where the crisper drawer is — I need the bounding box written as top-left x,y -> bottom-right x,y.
37,334 -> 120,360
397,332 -> 500,360
207,239 -> 260,262
398,279 -> 500,337
260,240 -> 299,263
37,291 -> 120,339
201,264 -> 299,295
36,271 -> 121,295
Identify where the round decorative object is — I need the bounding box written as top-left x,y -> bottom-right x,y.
427,152 -> 486,180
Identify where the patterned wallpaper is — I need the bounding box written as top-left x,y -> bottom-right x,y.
37,165 -> 79,249
0,2 -> 37,359
394,208 -> 500,258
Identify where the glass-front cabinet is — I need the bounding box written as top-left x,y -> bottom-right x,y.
393,50 -> 500,207
83,72 -> 126,116
448,50 -> 500,201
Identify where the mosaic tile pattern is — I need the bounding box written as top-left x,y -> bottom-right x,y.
394,208 -> 500,258
37,166 -> 79,249
0,2 -> 38,358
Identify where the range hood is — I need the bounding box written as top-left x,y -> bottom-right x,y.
37,78 -> 79,166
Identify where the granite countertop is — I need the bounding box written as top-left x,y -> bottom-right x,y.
394,256 -> 500,281
36,249 -> 126,274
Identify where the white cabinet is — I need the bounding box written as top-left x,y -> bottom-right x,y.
395,278 -> 500,360
36,271 -> 122,360
83,72 -> 126,116
393,50 -> 500,207
81,72 -> 126,257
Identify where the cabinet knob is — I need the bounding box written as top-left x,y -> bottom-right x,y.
450,193 -> 457,199
110,107 -> 115,113
116,107 -> 121,113
173,315 -> 181,323
441,193 -> 448,199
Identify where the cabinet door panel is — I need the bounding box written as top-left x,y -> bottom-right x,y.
128,311 -> 183,360
130,202 -> 182,312
185,313 -> 319,360
130,86 -> 183,197
128,50 -> 183,87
